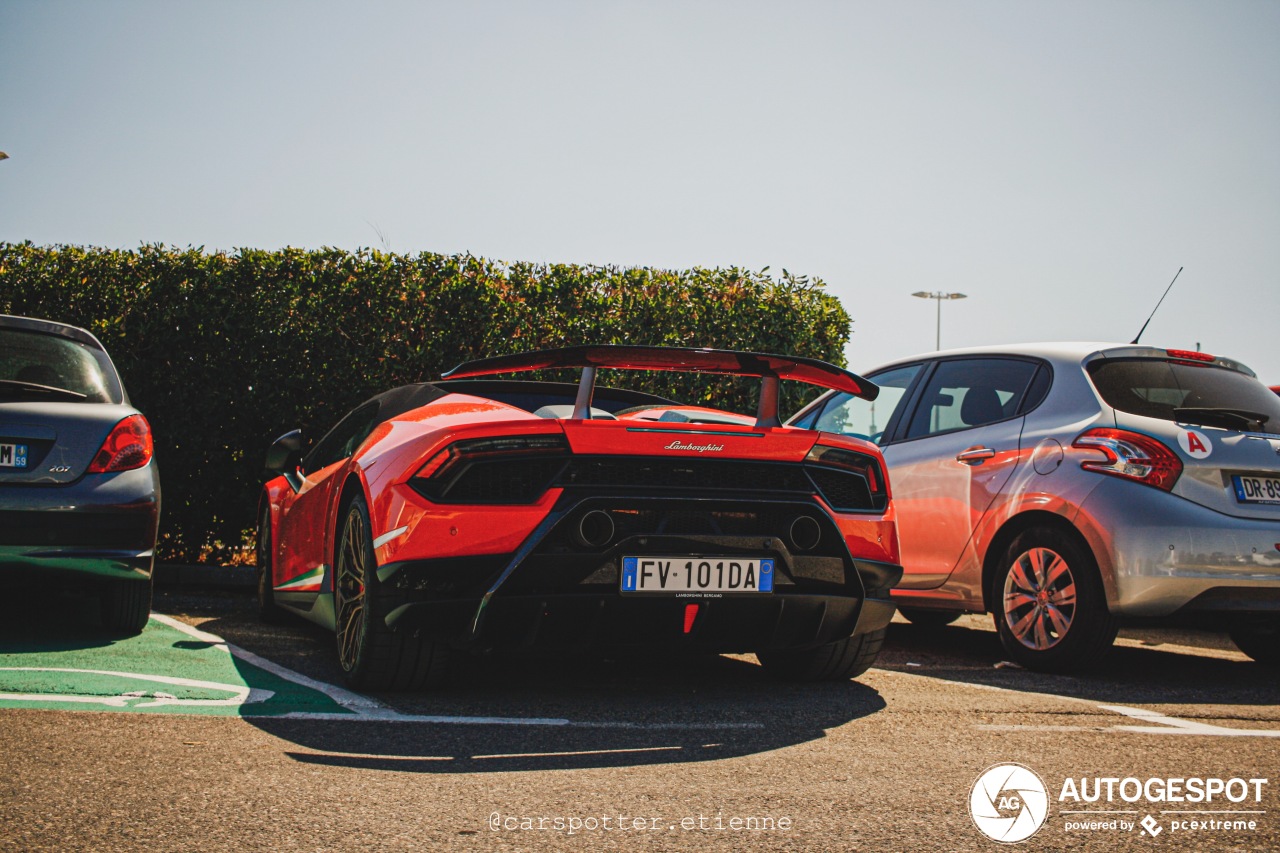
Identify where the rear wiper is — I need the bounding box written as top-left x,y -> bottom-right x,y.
0,379 -> 88,402
1173,407 -> 1270,431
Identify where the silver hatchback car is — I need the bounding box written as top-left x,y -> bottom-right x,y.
790,342 -> 1280,672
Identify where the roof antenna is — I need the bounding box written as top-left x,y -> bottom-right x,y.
1131,267 -> 1183,345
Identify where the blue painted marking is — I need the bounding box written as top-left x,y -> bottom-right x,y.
759,559 -> 774,592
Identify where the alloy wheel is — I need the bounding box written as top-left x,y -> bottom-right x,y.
1002,546 -> 1077,650
336,506 -> 369,671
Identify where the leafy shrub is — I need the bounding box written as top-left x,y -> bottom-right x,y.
0,243 -> 851,562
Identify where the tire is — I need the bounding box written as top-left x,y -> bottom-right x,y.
757,628 -> 887,682
898,607 -> 961,627
992,526 -> 1117,673
256,510 -> 287,624
101,577 -> 152,635
1229,621 -> 1280,666
334,495 -> 451,690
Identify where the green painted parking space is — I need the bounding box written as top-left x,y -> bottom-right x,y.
0,614 -> 354,717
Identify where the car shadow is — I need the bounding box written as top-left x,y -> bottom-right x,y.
879,617 -> 1280,708
0,584 -> 123,652
260,656 -> 886,774
183,593 -> 887,774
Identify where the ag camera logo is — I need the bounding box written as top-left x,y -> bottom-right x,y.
970,763 -> 1049,843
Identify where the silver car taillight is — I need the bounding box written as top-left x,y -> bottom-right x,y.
1073,428 -> 1182,491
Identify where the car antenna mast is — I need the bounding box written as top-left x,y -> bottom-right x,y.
1130,267 -> 1183,345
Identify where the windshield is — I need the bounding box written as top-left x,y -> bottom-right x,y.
1088,358 -> 1280,436
0,328 -> 121,404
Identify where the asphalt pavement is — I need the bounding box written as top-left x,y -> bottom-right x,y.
1,583 -> 1277,852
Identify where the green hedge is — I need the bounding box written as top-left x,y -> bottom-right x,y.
0,243 -> 852,562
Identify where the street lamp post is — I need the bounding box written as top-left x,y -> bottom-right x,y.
912,291 -> 967,350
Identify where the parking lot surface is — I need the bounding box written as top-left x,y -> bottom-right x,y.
1,587 -> 1277,851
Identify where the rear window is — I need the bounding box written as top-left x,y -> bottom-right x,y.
1088,358 -> 1280,436
0,328 -> 120,404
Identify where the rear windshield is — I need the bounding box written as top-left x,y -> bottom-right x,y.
0,328 -> 121,404
1088,358 -> 1280,436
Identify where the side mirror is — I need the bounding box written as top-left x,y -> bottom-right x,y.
265,429 -> 303,482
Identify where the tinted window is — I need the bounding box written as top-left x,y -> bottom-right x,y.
813,364 -> 923,445
0,328 -> 119,403
1088,359 -> 1280,436
305,404 -> 380,472
905,358 -> 1038,440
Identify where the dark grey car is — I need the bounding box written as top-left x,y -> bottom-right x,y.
0,315 -> 160,634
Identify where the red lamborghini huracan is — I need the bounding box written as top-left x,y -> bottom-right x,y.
257,346 -> 902,690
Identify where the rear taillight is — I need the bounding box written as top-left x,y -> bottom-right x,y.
413,434 -> 569,483
1073,428 -> 1182,491
410,433 -> 570,505
805,443 -> 889,504
87,415 -> 154,473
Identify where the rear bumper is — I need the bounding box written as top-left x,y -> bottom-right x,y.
0,465 -> 160,582
374,493 -> 901,651
1077,477 -> 1280,617
385,586 -> 899,652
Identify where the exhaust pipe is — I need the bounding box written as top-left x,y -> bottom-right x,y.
789,515 -> 822,551
575,510 -> 616,549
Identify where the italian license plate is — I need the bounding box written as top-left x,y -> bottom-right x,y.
0,443 -> 28,468
621,556 -> 774,594
1233,474 -> 1280,505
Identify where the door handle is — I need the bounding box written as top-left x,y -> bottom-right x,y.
956,446 -> 997,465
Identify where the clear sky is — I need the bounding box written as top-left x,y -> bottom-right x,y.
2,1 -> 1278,381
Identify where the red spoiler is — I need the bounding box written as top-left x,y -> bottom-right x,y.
443,345 -> 874,396
442,345 -> 877,428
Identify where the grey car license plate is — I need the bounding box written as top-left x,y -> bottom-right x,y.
621,556 -> 774,593
1233,474 -> 1280,505
0,443 -> 28,468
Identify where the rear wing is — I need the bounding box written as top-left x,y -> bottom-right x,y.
441,345 -> 877,428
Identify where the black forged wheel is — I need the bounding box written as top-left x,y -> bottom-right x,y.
756,627 -> 887,682
897,607 -> 961,627
993,526 -> 1117,673
101,577 -> 152,636
256,511 -> 287,624
1229,621 -> 1280,666
334,495 -> 451,691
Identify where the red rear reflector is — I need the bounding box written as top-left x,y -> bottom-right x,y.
1165,349 -> 1215,363
683,603 -> 699,634
87,414 -> 154,474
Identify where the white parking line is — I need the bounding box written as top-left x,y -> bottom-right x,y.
270,710 -> 574,725
152,614 -> 387,714
287,745 -> 699,763
153,614 -> 763,730
0,666 -> 271,708
876,666 -> 1280,738
1098,704 -> 1280,738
